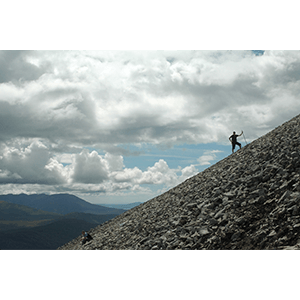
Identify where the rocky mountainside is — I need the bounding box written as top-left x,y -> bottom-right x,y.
58,114 -> 300,250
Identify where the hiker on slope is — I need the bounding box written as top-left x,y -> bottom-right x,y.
81,230 -> 93,245
229,131 -> 243,153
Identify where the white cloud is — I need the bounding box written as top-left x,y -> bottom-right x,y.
70,149 -> 109,184
1,50 -> 300,148
104,152 -> 124,172
197,155 -> 214,166
0,139 -> 66,184
110,158 -> 198,188
137,159 -> 178,185
197,150 -> 223,166
1,50 -> 300,201
112,167 -> 143,183
0,139 -> 199,196
179,165 -> 198,181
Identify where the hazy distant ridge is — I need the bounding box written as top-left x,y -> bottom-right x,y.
0,193 -> 126,215
100,202 -> 143,210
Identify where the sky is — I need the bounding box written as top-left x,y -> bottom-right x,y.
1,49 -> 300,204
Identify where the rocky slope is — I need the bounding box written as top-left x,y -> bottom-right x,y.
58,114 -> 300,250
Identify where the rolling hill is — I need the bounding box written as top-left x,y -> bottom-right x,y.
0,201 -> 62,231
0,195 -> 123,249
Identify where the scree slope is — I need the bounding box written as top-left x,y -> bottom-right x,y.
58,114 -> 300,250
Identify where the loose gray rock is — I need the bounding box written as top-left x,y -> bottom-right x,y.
58,113 -> 300,250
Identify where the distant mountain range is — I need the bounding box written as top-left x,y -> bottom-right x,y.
0,193 -> 126,250
100,202 -> 143,210
0,193 -> 125,215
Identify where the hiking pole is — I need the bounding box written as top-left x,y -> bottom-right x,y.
242,130 -> 248,145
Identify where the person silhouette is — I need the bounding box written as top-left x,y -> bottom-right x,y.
229,131 -> 243,153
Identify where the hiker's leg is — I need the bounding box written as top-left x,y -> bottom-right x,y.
237,142 -> 241,149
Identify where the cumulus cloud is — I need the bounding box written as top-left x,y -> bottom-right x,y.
0,140 -> 198,196
1,50 -> 300,200
109,158 -> 198,189
70,149 -> 109,184
112,167 -> 143,183
197,150 -> 223,166
0,139 -> 66,184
